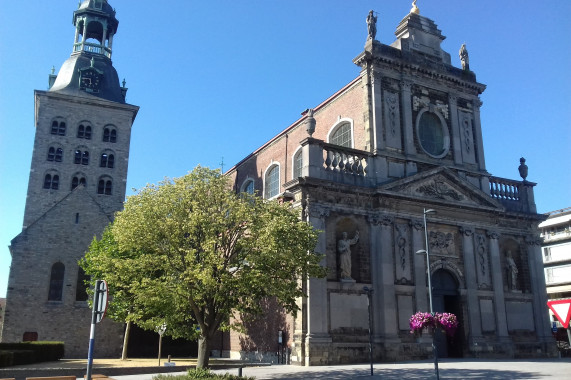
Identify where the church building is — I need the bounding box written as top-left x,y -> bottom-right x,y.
226,3 -> 555,364
2,0 -> 138,357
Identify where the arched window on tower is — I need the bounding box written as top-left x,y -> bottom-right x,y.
43,173 -> 59,190
103,127 -> 117,143
71,175 -> 87,190
74,150 -> 89,165
48,262 -> 65,301
47,147 -> 63,162
77,124 -> 92,139
100,153 -> 115,168
51,120 -> 66,136
98,177 -> 112,195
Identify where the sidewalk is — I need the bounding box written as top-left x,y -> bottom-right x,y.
108,358 -> 571,380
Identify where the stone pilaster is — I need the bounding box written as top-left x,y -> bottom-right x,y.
472,99 -> 486,171
411,219 -> 428,312
304,203 -> 332,365
370,215 -> 398,341
526,236 -> 552,340
448,94 -> 463,165
459,226 -> 483,343
487,230 -> 509,339
400,81 -> 416,156
371,71 -> 385,152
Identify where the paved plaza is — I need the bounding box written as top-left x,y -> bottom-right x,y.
107,359 -> 571,380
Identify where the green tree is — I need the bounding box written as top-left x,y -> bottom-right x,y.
83,166 -> 325,367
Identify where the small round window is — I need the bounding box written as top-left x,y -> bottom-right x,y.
418,111 -> 448,158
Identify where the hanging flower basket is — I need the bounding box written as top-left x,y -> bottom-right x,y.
409,311 -> 458,336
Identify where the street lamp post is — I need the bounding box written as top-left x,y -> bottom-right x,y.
416,208 -> 439,380
363,286 -> 374,376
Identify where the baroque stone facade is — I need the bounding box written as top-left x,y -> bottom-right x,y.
2,0 -> 138,357
226,6 -> 555,364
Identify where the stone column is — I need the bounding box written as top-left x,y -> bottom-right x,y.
487,231 -> 509,339
400,81 -> 416,156
448,94 -> 463,165
412,220 -> 428,312
526,236 -> 552,340
74,24 -> 80,44
82,18 -> 88,43
472,99 -> 486,171
101,20 -> 108,50
460,226 -> 483,343
304,203 -> 331,365
370,215 -> 398,342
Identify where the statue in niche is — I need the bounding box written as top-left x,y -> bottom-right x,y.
338,231 -> 359,280
506,250 -> 519,291
366,10 -> 377,40
459,43 -> 470,70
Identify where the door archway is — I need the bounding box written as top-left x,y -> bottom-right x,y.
432,269 -> 464,358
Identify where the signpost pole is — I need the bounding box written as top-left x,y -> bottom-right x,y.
86,280 -> 108,380
86,280 -> 102,380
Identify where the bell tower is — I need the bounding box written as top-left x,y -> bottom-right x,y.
2,0 -> 138,357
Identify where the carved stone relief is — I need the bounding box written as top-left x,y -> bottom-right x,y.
416,180 -> 463,201
394,223 -> 412,284
384,90 -> 402,149
475,233 -> 491,289
428,228 -> 456,256
458,111 -> 476,164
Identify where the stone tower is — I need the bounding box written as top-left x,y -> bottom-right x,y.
2,0 -> 138,357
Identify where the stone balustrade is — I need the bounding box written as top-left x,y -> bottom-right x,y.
489,176 -> 521,201
322,142 -> 369,176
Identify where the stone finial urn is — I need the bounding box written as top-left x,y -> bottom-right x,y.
304,108 -> 316,136
518,157 -> 528,181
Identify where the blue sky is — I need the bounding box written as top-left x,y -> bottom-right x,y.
1,0 -> 570,298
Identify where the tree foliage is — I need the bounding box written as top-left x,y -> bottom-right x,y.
82,166 -> 325,367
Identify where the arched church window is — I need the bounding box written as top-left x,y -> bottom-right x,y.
48,262 -> 65,301
48,147 -> 63,162
241,179 -> 255,195
74,150 -> 90,165
293,148 -> 303,178
264,164 -> 280,199
329,122 -> 352,148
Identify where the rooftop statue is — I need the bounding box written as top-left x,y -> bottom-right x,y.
459,43 -> 470,70
366,10 -> 377,40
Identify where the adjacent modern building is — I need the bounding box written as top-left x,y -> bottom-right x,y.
226,3 -> 555,364
540,207 -> 571,341
2,0 -> 138,357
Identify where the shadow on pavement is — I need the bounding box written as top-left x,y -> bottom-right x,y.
264,367 -> 544,379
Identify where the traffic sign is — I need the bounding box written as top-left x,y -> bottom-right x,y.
547,299 -> 571,328
95,280 -> 108,323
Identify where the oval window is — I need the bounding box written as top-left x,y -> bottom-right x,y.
418,112 -> 446,157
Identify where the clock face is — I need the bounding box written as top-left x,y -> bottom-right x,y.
79,68 -> 101,93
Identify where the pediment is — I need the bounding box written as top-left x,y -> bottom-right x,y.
379,168 -> 502,209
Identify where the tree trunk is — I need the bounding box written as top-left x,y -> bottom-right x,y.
121,320 -> 131,360
197,335 -> 210,368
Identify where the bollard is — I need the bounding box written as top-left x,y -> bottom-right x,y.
168,355 -> 171,363
238,366 -> 243,377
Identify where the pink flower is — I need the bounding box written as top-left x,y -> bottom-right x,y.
409,311 -> 458,336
